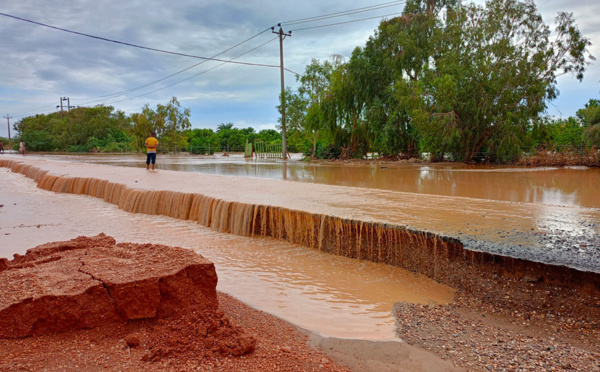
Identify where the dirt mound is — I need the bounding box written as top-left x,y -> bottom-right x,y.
140,306 -> 256,361
0,234 -> 219,338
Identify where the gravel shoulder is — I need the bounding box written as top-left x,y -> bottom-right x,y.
395,283 -> 600,371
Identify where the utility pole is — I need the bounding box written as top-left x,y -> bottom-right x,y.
58,97 -> 71,112
272,24 -> 291,160
3,114 -> 12,154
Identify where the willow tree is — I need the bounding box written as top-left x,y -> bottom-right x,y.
282,58 -> 342,156
362,0 -> 458,158
321,50 -> 375,158
298,58 -> 339,155
407,0 -> 594,162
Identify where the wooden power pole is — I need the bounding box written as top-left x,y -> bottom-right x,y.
272,24 -> 291,160
3,114 -> 12,154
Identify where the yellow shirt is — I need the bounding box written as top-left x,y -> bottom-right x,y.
145,137 -> 158,153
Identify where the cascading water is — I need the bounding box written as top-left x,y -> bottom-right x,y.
2,158 -> 599,297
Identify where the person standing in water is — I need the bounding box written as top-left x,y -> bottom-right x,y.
144,132 -> 159,170
19,140 -> 26,155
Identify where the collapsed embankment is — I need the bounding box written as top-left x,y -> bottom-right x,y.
2,159 -> 599,314
0,234 -> 220,339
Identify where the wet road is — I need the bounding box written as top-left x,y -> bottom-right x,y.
41,152 -> 600,208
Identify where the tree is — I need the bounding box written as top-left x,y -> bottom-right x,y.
577,99 -> 600,144
131,97 -> 191,152
406,0 -> 594,162
15,106 -> 132,152
297,58 -> 339,155
186,128 -> 219,154
545,117 -> 585,147
256,129 -> 281,144
155,97 -> 191,152
131,107 -> 156,151
359,5 -> 438,158
325,52 -> 373,158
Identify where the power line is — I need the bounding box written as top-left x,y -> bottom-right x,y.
281,1 -> 405,26
12,37 -> 285,115
4,3 -> 403,118
290,11 -> 404,32
9,23 -> 298,118
104,37 -> 281,105
0,12 -> 280,69
76,27 -> 274,106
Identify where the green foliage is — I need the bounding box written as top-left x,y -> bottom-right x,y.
545,117 -> 585,147
280,0 -> 594,162
131,97 -> 191,152
303,141 -> 343,159
186,128 -> 219,154
216,123 -> 245,150
401,0 -> 593,162
281,57 -> 345,157
252,129 -> 279,145
185,125 -> 284,154
13,96 -> 287,155
15,106 -> 132,152
577,99 -> 600,144
20,130 -> 54,151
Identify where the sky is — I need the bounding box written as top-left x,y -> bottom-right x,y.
0,0 -> 599,139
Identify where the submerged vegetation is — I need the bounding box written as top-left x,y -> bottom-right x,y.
3,0 -> 598,165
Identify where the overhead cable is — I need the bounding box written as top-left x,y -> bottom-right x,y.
290,11 -> 404,32
76,27 -> 273,105
281,1 -> 405,26
0,12 -> 280,69
104,37 -> 281,105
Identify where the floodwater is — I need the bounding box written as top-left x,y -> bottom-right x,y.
0,162 -> 454,341
1,153 -> 599,339
40,152 -> 600,208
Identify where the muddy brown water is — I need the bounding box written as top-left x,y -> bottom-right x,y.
40,152 -> 600,208
0,157 -> 454,340
1,154 -> 599,340
25,153 -> 600,273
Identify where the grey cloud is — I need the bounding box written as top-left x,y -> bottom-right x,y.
0,0 -> 598,138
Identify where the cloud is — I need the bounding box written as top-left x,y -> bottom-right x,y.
0,0 -> 598,138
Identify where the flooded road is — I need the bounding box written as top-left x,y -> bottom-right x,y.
40,152 -> 600,208
0,167 -> 454,340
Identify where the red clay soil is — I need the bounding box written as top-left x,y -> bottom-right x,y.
0,291 -> 351,371
0,234 -> 219,338
0,235 -> 350,371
